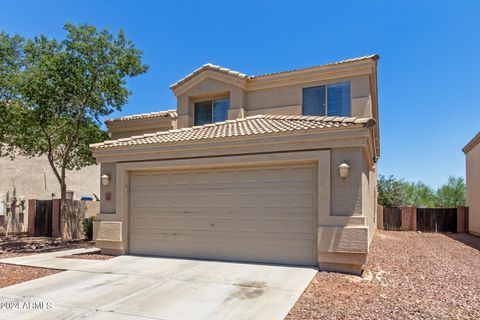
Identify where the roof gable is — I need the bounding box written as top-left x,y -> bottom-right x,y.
170,64 -> 248,92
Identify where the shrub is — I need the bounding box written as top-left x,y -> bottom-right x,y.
82,216 -> 96,240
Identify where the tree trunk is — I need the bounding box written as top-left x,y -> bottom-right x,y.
60,179 -> 68,243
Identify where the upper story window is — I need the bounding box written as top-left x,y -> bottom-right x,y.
303,82 -> 351,117
194,98 -> 230,126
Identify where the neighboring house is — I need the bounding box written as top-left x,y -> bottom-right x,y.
91,55 -> 380,274
0,155 -> 99,203
463,132 -> 480,236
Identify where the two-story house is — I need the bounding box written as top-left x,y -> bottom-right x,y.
91,55 -> 380,274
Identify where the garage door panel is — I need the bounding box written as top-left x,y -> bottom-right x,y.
150,195 -> 170,208
237,169 -> 261,183
291,166 -> 316,181
291,219 -> 316,234
131,194 -> 151,208
171,172 -> 190,185
238,193 -> 263,208
150,174 -> 170,186
129,164 -> 317,266
190,171 -> 213,184
131,174 -> 152,186
291,192 -> 316,208
263,192 -> 288,208
214,170 -> 237,184
214,193 -> 236,208
236,218 -> 260,232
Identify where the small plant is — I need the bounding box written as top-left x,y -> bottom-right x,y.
82,216 -> 96,240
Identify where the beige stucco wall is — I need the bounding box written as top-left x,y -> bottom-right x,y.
365,167 -> 377,245
94,141 -> 376,273
175,75 -> 372,129
246,76 -> 371,117
99,163 -> 117,214
0,155 -> 99,202
330,148 -> 365,216
466,143 -> 480,235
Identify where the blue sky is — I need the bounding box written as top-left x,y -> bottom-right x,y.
1,0 -> 479,188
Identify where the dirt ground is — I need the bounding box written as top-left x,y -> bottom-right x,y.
287,230 -> 480,320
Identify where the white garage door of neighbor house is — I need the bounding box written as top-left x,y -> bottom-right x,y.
129,164 -> 318,266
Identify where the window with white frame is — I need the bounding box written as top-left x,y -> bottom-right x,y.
194,98 -> 230,126
302,82 -> 351,117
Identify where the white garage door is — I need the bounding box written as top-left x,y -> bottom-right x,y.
129,164 -> 317,266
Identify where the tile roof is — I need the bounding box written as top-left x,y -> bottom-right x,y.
170,63 -> 248,90
251,55 -> 379,78
170,55 -> 379,89
105,110 -> 177,123
91,114 -> 375,150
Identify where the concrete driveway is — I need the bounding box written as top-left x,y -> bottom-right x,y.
0,252 -> 316,320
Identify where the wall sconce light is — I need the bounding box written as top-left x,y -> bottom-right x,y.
338,162 -> 350,179
101,174 -> 111,186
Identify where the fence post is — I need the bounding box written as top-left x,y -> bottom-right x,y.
457,206 -> 469,233
412,206 -> 417,231
377,204 -> 384,229
465,207 -> 469,233
401,206 -> 416,231
52,199 -> 61,238
27,199 -> 37,236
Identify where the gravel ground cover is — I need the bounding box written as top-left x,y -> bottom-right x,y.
60,251 -> 113,260
0,235 -> 96,288
0,235 -> 94,258
0,264 -> 60,288
287,230 -> 480,320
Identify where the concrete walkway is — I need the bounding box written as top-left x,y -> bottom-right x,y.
0,247 -> 102,270
0,253 -> 317,320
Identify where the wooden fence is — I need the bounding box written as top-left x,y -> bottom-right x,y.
28,199 -> 99,238
416,208 -> 457,233
380,206 -> 468,233
383,207 -> 402,230
34,200 -> 54,237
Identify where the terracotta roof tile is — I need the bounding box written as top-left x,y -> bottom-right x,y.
105,110 -> 177,123
251,55 -> 379,78
91,114 -> 374,150
170,55 -> 379,90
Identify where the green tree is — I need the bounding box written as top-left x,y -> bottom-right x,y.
0,33 -> 23,146
377,174 -> 404,207
0,23 -> 148,239
402,181 -> 436,207
435,176 -> 466,207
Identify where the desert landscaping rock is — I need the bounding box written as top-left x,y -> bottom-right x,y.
0,235 -> 94,258
60,251 -> 113,260
286,230 -> 480,320
0,263 -> 60,288
0,236 -> 97,289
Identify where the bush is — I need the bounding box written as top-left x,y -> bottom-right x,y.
82,216 -> 96,240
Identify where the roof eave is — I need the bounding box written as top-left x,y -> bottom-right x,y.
463,132 -> 480,154
90,124 -> 370,152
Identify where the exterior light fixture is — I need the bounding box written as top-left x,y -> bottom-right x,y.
101,174 -> 111,186
338,162 -> 350,179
